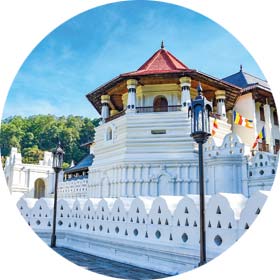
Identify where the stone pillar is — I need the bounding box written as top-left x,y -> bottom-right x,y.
215,90 -> 227,120
101,95 -> 110,123
264,102 -> 274,153
179,76 -> 191,112
126,79 -> 138,113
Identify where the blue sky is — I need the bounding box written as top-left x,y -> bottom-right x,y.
3,0 -> 266,119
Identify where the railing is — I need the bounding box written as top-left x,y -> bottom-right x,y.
105,110 -> 125,123
136,105 -> 182,113
104,106 -> 183,123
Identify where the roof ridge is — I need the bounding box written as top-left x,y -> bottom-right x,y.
137,48 -> 189,72
242,70 -> 267,82
164,49 -> 189,69
137,49 -> 161,70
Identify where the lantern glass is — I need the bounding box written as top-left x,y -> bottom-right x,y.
52,143 -> 64,170
191,97 -> 205,134
204,106 -> 211,134
190,83 -> 211,141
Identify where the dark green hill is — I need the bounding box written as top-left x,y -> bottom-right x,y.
0,115 -> 100,168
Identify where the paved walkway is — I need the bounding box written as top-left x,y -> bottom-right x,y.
53,247 -> 170,280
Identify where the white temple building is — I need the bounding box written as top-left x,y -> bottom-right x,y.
5,44 -> 279,200
61,45 -> 278,199
9,45 -> 279,275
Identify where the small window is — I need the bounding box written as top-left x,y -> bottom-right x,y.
106,127 -> 113,141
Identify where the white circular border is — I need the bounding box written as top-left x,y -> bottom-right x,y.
0,1 -> 279,279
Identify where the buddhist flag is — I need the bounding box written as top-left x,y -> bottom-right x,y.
252,127 -> 266,149
211,118 -> 218,136
233,111 -> 253,128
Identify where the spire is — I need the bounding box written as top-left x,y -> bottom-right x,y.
240,64 -> 243,72
161,40 -> 164,49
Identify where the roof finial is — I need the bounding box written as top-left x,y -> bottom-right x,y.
240,64 -> 243,72
161,40 -> 164,49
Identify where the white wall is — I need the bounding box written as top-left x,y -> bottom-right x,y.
17,190 -> 268,275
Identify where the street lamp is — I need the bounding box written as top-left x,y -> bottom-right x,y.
50,141 -> 64,248
190,83 -> 212,266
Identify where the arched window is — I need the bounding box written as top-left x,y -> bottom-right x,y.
34,178 -> 45,199
106,127 -> 112,141
153,96 -> 168,112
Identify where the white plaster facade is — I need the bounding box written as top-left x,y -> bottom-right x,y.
85,108 -> 277,199
4,147 -> 56,200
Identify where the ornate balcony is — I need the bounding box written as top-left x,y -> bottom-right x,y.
136,105 -> 182,113
105,105 -> 182,123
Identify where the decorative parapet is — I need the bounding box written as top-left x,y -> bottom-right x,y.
205,132 -> 245,158
17,191 -> 268,257
248,152 -> 277,178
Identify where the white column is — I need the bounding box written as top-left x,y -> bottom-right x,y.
126,79 -> 138,114
215,90 -> 227,120
101,95 -> 110,123
179,76 -> 191,112
264,102 -> 274,153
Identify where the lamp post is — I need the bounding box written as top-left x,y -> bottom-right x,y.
190,83 -> 211,266
50,141 -> 64,248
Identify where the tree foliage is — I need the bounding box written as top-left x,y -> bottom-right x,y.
0,115 -> 100,166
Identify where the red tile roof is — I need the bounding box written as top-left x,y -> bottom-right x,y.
122,48 -> 190,76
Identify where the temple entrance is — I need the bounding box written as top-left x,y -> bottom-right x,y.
153,96 -> 168,112
34,178 -> 45,198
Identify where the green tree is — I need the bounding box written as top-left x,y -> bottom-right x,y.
22,146 -> 44,164
0,115 -> 99,166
